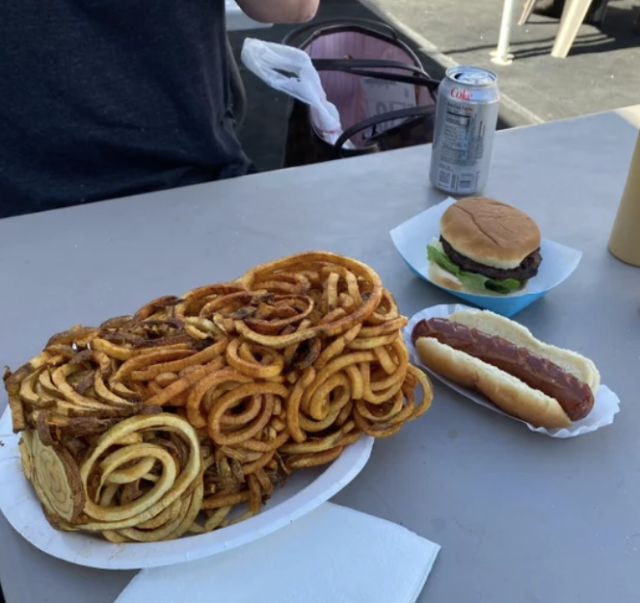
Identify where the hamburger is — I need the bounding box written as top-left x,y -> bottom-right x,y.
427,197 -> 542,295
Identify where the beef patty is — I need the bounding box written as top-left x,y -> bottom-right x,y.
440,237 -> 542,281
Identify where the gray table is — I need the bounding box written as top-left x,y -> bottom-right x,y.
1,106 -> 640,603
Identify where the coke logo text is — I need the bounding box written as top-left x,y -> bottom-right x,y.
450,87 -> 472,101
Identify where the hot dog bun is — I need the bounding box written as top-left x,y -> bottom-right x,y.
416,337 -> 572,428
414,310 -> 600,429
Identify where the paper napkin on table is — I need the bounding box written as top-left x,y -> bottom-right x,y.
115,502 -> 441,603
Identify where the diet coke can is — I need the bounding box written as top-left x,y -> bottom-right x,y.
429,66 -> 501,195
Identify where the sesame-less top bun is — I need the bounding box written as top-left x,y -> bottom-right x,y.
440,198 -> 541,270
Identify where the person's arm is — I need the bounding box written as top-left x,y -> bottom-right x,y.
235,0 -> 319,24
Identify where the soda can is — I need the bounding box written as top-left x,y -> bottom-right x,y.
429,66 -> 501,195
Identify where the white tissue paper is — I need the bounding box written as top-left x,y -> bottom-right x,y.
404,304 -> 621,438
115,503 -> 441,603
241,38 -> 354,148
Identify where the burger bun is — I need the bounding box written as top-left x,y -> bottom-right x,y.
440,197 -> 541,270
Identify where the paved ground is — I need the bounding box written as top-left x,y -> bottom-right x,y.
365,0 -> 640,123
229,0 -> 640,172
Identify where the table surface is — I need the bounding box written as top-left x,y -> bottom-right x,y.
1,106 -> 640,603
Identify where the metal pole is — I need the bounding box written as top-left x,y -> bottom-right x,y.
491,0 -> 516,65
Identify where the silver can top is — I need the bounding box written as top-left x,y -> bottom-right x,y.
445,66 -> 498,87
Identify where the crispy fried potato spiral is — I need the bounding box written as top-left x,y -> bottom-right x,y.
4,252 -> 433,542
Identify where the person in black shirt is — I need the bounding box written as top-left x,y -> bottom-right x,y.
0,0 -> 319,219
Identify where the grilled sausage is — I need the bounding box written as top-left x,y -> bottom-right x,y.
412,318 -> 594,421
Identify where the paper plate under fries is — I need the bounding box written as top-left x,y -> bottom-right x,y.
390,198 -> 583,317
404,304 -> 621,438
0,408 -> 373,570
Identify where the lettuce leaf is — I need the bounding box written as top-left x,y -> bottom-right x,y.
427,244 -> 521,295
484,278 -> 522,294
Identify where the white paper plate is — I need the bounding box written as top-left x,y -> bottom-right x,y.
0,408 -> 373,569
404,304 -> 621,438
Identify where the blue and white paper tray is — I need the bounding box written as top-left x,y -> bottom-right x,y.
390,197 -> 583,317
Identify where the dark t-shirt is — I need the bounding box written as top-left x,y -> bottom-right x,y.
0,0 -> 252,219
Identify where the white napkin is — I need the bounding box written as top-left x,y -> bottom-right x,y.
115,503 -> 441,603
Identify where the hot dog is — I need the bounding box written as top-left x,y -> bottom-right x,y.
412,310 -> 600,428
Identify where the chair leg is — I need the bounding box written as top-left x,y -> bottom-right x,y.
551,0 -> 594,58
518,0 -> 539,25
